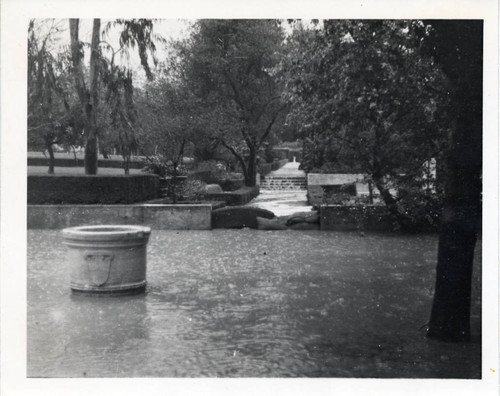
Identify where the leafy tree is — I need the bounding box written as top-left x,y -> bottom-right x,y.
134,76 -> 201,203
178,19 -> 287,186
68,18 -> 160,174
283,20 -> 451,229
28,19 -> 79,174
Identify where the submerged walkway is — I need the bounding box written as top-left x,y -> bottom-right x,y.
247,161 -> 313,216
27,229 -> 482,378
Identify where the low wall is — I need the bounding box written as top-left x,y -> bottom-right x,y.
28,204 -> 212,230
28,156 -> 145,169
28,174 -> 159,204
308,173 -> 365,186
320,205 -> 395,232
308,173 -> 366,207
205,186 -> 260,206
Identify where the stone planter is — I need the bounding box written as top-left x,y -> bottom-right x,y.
62,225 -> 151,295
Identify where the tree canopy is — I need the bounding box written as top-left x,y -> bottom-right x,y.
28,20 -> 79,173
177,19 -> 287,186
283,20 -> 452,228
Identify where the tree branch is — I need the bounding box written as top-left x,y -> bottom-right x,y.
258,105 -> 285,146
220,138 -> 248,179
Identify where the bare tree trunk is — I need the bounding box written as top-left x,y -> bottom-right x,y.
171,162 -> 178,204
426,20 -> 482,342
46,142 -> 55,174
245,146 -> 257,187
69,18 -> 101,175
71,145 -> 78,165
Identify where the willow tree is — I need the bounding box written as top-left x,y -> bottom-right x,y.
28,20 -> 74,174
68,18 -> 160,174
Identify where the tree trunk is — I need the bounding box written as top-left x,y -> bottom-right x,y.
84,134 -> 98,175
69,18 -> 101,175
123,155 -> 130,175
46,142 -> 55,174
372,174 -> 409,228
427,206 -> 478,341
101,144 -> 109,159
427,104 -> 482,342
71,145 -> 78,165
84,19 -> 101,174
245,147 -> 257,187
426,20 -> 482,342
171,163 -> 178,204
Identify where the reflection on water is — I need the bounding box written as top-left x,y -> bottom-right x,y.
27,230 -> 481,378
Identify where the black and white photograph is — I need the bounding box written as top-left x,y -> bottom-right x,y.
1,1 -> 498,395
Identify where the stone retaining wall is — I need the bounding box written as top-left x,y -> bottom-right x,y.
308,173 -> 367,206
28,204 -> 212,230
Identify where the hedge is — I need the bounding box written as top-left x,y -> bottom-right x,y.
320,205 -> 395,232
28,174 -> 159,204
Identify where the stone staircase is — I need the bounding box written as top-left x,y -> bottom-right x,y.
260,175 -> 307,190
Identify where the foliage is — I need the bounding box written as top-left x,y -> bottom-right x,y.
68,18 -> 161,174
134,75 -> 201,202
28,20 -> 87,173
176,19 -> 287,186
141,155 -> 188,178
135,77 -> 199,167
178,179 -> 207,201
283,20 -> 451,229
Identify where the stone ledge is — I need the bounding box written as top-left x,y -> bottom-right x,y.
28,204 -> 212,230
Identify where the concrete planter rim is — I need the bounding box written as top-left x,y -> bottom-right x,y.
63,224 -> 151,295
62,225 -> 151,240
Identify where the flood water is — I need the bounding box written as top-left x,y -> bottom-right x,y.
28,229 -> 481,378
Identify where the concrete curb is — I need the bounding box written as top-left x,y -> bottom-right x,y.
28,204 -> 212,230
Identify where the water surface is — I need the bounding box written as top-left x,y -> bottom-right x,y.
28,229 -> 481,378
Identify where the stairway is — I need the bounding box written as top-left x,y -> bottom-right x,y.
260,175 -> 307,190
248,162 -> 311,215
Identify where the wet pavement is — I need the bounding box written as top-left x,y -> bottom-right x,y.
27,229 -> 481,378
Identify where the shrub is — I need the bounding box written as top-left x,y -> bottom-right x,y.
394,191 -> 443,232
142,155 -> 188,178
194,160 -> 244,191
178,179 -> 207,201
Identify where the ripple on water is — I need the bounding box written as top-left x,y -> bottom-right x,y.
27,230 -> 481,378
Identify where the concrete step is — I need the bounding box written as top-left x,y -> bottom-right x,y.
261,174 -> 307,192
